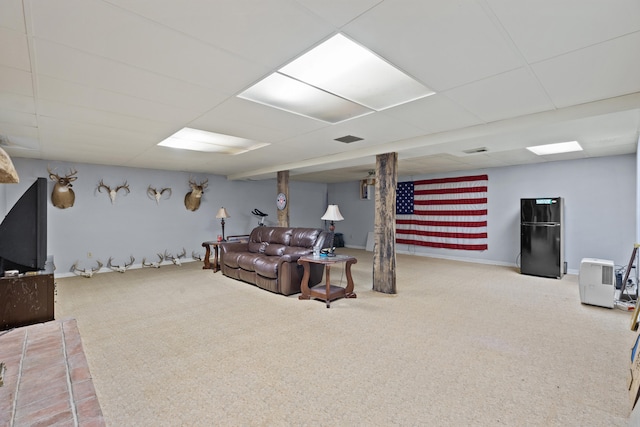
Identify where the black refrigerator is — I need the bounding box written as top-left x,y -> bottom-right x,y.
520,197 -> 565,279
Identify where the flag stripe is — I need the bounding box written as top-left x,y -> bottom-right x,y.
415,186 -> 488,196
396,174 -> 488,251
415,198 -> 487,206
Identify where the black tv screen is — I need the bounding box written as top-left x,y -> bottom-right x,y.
0,177 -> 47,275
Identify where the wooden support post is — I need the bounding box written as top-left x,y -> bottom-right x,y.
373,152 -> 397,294
277,171 -> 289,227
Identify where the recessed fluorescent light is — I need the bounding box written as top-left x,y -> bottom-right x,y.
238,33 -> 435,123
526,141 -> 583,156
158,128 -> 268,155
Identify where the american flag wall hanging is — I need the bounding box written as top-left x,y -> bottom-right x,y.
396,174 -> 488,251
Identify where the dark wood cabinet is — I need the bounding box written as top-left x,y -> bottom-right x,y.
0,274 -> 54,331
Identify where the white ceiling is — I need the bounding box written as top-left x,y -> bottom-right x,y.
1,0 -> 639,183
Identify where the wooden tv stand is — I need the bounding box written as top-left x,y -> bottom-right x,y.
0,274 -> 55,331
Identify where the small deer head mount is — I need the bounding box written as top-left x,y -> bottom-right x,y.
184,178 -> 208,211
48,167 -> 78,209
147,186 -> 172,204
98,180 -> 130,204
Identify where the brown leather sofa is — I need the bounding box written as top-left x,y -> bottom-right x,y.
219,227 -> 330,296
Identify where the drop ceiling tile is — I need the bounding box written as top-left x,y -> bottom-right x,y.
0,92 -> 35,114
344,0 -> 523,90
295,0 -> 383,27
0,108 -> 37,127
0,28 -> 30,71
444,68 -> 555,122
383,94 -> 483,133
487,0 -> 640,63
34,39 -> 227,111
37,100 -> 174,136
532,32 -> 640,108
189,97 -> 329,143
0,65 -> 33,96
29,0 -> 264,92
0,0 -> 25,32
104,0 -> 333,69
37,76 -> 201,124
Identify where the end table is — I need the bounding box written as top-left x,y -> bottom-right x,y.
298,254 -> 357,308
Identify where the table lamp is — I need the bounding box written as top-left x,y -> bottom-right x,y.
216,207 -> 230,241
321,204 -> 344,255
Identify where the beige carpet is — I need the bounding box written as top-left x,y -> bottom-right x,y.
55,248 -> 634,426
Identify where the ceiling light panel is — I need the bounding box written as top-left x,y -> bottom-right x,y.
158,128 -> 269,155
238,33 -> 434,123
526,141 -> 583,156
280,34 -> 434,111
238,73 -> 373,123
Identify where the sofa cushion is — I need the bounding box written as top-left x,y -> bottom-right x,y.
264,243 -> 286,256
290,228 -> 321,247
237,253 -> 259,271
253,255 -> 279,279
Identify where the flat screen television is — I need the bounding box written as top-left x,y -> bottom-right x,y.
0,177 -> 47,275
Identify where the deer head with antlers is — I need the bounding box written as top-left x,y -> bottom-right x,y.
48,167 -> 78,209
184,178 -> 208,211
98,180 -> 130,204
71,260 -> 103,278
147,186 -> 172,204
107,256 -> 135,273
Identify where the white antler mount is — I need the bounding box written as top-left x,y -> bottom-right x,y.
107,256 -> 135,273
164,248 -> 186,266
142,253 -> 164,268
71,260 -> 103,278
98,179 -> 130,204
147,186 -> 172,204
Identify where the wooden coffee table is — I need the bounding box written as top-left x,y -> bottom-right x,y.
298,254 -> 357,308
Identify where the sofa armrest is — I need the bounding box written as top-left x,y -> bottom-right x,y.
281,247 -> 313,263
219,241 -> 248,255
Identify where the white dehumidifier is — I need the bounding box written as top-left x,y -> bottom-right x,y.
579,258 -> 615,308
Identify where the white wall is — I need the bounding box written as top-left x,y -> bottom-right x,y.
329,154 -> 636,273
4,158 -> 328,276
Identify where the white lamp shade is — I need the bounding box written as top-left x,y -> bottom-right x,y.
321,205 -> 344,221
216,207 -> 230,219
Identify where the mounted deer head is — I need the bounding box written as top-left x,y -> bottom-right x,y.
147,186 -> 172,204
184,178 -> 208,211
48,167 -> 78,209
98,180 -> 130,204
142,253 -> 164,268
164,248 -> 186,266
107,256 -> 135,273
71,260 -> 103,278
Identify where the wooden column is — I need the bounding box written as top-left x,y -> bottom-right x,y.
277,170 -> 289,227
373,152 -> 397,294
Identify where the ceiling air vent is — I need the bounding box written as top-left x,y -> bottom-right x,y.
463,147 -> 488,154
334,135 -> 364,143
